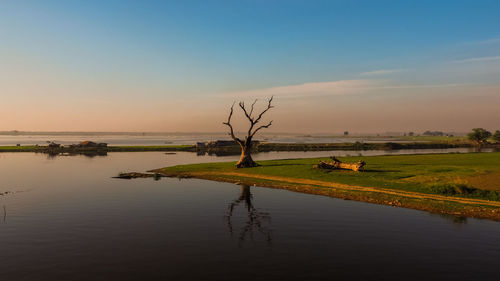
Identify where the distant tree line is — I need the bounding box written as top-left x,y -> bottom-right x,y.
405,128 -> 500,145
467,128 -> 500,145
423,130 -> 448,136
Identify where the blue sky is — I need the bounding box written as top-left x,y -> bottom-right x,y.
1,0 -> 499,132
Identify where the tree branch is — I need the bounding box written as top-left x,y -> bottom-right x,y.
222,102 -> 243,144
253,96 -> 274,126
239,101 -> 254,122
239,101 -> 258,138
249,99 -> 257,117
251,120 -> 273,137
249,96 -> 273,136
224,96 -> 274,145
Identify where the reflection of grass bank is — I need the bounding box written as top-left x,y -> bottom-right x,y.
153,152 -> 500,221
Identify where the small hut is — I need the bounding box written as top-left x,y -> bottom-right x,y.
48,142 -> 61,148
79,141 -> 97,147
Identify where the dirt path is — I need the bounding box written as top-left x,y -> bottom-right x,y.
190,171 -> 500,208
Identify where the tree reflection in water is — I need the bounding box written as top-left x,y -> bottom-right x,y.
226,184 -> 272,246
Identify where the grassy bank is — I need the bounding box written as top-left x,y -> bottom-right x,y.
0,146 -> 43,152
1,141 -> 497,154
194,141 -> 486,156
1,141 -> 497,162
256,141 -> 474,151
108,145 -> 194,152
154,152 -> 500,220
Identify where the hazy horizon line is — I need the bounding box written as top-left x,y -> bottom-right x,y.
0,130 -> 470,136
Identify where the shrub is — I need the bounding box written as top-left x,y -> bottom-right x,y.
493,130 -> 500,142
429,183 -> 500,201
467,128 -> 491,144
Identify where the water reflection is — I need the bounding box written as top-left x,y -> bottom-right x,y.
197,150 -> 240,156
26,147 -> 497,161
226,184 -> 272,246
1,152 -> 499,281
432,213 -> 468,224
45,151 -> 108,159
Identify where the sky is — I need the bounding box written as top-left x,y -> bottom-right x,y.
1,0 -> 499,134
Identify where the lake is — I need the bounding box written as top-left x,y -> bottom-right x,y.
1,151 -> 499,281
0,132 -> 428,146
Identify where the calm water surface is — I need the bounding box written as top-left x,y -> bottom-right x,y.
0,152 -> 499,281
0,133 -> 433,146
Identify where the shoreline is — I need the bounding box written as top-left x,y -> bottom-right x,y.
151,154 -> 500,221
153,170 -> 500,221
1,141 -> 497,155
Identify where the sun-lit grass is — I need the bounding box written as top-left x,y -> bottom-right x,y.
160,152 -> 500,200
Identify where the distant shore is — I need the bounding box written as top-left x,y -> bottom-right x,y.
1,140 -> 497,155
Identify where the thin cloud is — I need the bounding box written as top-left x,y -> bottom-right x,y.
221,79 -> 384,99
460,38 -> 500,46
451,56 -> 500,63
359,69 -> 407,76
219,79 -> 471,100
373,83 -> 474,90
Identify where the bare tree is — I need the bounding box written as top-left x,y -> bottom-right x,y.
223,96 -> 274,168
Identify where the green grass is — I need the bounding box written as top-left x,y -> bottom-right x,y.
0,146 -> 43,152
308,135 -> 468,142
160,152 -> 500,201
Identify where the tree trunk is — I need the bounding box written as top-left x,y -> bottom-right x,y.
236,141 -> 258,168
317,157 -> 365,172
